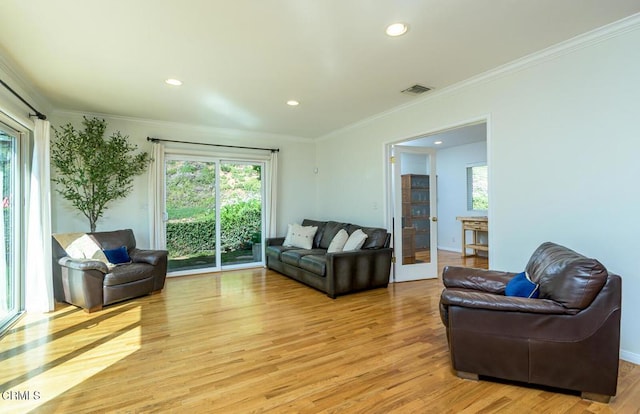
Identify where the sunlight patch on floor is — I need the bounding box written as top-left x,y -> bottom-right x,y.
1,306 -> 142,413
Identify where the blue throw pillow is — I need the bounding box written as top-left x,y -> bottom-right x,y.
505,271 -> 539,298
103,246 -> 131,265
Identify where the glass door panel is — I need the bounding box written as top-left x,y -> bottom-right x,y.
393,146 -> 438,281
220,161 -> 263,267
0,126 -> 19,330
165,158 -> 217,273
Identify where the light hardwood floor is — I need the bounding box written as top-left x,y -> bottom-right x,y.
1,251 -> 638,413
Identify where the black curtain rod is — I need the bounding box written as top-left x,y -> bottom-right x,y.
0,78 -> 47,120
147,137 -> 279,153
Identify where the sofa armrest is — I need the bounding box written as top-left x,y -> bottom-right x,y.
442,266 -> 517,294
130,248 -> 168,266
266,237 -> 285,247
59,256 -> 109,273
325,247 -> 393,298
441,288 -> 568,314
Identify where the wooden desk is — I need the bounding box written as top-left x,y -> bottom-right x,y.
456,216 -> 488,257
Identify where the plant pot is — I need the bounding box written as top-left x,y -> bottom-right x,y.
252,243 -> 262,262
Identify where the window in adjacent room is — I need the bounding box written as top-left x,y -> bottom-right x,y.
467,163 -> 488,211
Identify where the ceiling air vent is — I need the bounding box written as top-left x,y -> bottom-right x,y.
401,84 -> 432,95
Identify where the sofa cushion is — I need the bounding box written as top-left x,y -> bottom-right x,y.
346,225 -> 389,249
103,246 -> 132,265
302,219 -> 327,248
91,229 -> 137,251
54,233 -> 110,264
320,221 -> 348,249
299,255 -> 327,276
525,242 -> 608,310
283,223 -> 318,249
327,229 -> 349,253
103,262 -> 155,286
505,271 -> 539,298
281,249 -> 327,266
343,229 -> 368,251
266,245 -> 298,261
361,228 -> 390,249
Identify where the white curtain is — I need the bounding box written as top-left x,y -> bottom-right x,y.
266,150 -> 278,237
25,119 -> 54,312
148,142 -> 166,249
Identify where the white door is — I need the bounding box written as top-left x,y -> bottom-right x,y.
392,145 -> 438,281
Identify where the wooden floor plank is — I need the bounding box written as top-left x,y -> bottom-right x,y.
0,251 -> 636,413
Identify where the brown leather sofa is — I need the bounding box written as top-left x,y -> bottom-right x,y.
266,219 -> 393,298
52,229 -> 168,312
439,242 -> 621,402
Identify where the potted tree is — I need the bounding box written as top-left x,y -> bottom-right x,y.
51,117 -> 151,232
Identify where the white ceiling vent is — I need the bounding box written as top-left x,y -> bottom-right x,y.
401,84 -> 432,95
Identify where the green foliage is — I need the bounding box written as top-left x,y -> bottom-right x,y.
471,165 -> 489,210
51,117 -> 151,231
220,199 -> 261,251
166,200 -> 261,256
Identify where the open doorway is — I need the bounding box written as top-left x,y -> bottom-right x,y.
386,120 -> 488,282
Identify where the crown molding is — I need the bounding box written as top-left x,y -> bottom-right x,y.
318,12 -> 640,142
0,53 -> 53,116
51,109 -> 314,144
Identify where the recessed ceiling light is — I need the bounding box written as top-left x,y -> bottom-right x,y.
434,141 -> 443,145
165,78 -> 183,86
386,23 -> 408,37
286,100 -> 300,106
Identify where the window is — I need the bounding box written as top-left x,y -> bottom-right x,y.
467,164 -> 488,211
0,123 -> 22,332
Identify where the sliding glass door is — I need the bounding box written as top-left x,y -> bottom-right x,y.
0,125 -> 21,331
165,158 -> 217,272
220,161 -> 263,266
164,155 -> 264,274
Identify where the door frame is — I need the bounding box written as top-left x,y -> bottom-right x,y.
384,115 -> 492,281
162,149 -> 269,276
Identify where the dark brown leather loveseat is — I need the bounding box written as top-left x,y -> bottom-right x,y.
439,242 -> 621,402
52,229 -> 168,312
266,219 -> 393,298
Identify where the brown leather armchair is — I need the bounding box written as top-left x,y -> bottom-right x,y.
439,242 -> 621,402
52,229 -> 168,312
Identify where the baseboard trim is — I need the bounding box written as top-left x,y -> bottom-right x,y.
437,246 -> 461,253
621,349 -> 640,365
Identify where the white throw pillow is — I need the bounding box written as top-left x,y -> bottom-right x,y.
343,229 -> 368,251
283,223 -> 318,249
327,229 -> 349,253
63,234 -> 109,264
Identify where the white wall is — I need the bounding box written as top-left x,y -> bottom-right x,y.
49,111 -> 316,247
436,141 -> 487,252
316,18 -> 640,361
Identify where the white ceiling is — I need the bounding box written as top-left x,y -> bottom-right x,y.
1,1 -> 639,139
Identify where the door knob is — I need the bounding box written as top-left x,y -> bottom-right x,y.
431,217 -> 438,222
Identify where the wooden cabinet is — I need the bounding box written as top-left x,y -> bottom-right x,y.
456,216 -> 488,257
401,174 -> 430,263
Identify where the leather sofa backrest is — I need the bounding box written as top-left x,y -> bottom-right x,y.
351,226 -> 390,249
319,221 -> 348,249
302,219 -> 327,248
525,242 -> 608,311
300,219 -> 391,249
89,229 -> 137,251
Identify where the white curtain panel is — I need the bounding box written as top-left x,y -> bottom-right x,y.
266,151 -> 278,237
25,119 -> 54,312
148,142 -> 166,249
